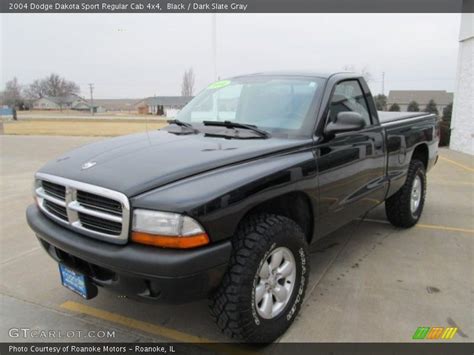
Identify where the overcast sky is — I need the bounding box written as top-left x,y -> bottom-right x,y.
1,14 -> 461,99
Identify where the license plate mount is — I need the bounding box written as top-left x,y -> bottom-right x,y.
59,263 -> 97,299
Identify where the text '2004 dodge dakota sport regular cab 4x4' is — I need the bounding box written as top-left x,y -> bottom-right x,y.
27,72 -> 439,343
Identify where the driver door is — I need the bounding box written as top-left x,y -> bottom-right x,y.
315,79 -> 386,237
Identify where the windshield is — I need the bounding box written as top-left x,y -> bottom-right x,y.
176,76 -> 325,136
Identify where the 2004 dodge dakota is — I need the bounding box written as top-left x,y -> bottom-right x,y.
27,72 -> 439,342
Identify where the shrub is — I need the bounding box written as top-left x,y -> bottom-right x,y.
389,103 -> 400,112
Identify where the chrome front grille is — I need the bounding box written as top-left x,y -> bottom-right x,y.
35,173 -> 130,244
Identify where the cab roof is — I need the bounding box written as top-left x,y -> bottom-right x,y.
232,71 -> 359,80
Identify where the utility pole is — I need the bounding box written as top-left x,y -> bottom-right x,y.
88,83 -> 94,115
381,72 -> 385,96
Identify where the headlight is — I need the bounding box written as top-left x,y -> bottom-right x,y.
131,209 -> 209,249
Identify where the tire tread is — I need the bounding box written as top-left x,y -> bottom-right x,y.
209,213 -> 306,342
385,159 -> 426,228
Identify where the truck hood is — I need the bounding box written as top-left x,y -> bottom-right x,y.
38,130 -> 309,196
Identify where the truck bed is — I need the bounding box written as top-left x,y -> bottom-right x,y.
378,111 -> 435,125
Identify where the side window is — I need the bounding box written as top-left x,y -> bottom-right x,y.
328,80 -> 371,126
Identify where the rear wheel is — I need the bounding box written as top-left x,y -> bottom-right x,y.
209,214 -> 309,343
385,159 -> 426,227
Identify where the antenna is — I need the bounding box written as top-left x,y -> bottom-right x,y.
212,14 -> 217,80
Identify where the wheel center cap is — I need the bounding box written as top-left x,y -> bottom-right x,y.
267,273 -> 278,288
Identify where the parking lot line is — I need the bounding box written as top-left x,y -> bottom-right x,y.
430,179 -> 474,186
60,301 -> 256,354
415,223 -> 474,234
60,301 -> 214,343
439,156 -> 474,173
361,218 -> 474,234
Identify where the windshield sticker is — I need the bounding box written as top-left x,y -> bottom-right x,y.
208,80 -> 231,89
309,82 -> 316,87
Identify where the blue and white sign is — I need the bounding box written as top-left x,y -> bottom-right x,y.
59,264 -> 88,298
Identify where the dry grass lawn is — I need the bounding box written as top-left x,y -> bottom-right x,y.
3,119 -> 168,137
18,110 -> 149,120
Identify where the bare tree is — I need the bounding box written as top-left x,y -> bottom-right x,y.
25,73 -> 80,99
2,77 -> 24,108
181,68 -> 195,97
43,73 -> 80,97
343,65 -> 373,83
24,79 -> 47,100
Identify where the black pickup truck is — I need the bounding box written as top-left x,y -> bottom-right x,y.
27,72 -> 439,342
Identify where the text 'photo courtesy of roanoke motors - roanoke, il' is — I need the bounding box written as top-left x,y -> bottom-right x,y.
0,0 -> 473,354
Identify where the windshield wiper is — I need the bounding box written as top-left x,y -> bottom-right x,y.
202,120 -> 270,138
167,119 -> 194,128
166,119 -> 198,135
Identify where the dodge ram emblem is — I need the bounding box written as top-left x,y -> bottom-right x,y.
81,161 -> 97,170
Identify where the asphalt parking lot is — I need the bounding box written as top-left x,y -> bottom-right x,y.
0,135 -> 472,346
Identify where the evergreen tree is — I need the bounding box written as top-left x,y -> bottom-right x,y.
389,103 -> 400,112
407,101 -> 420,112
442,102 -> 453,121
374,94 -> 387,111
424,99 -> 438,115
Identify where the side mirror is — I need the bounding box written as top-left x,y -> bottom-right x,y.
324,111 -> 366,136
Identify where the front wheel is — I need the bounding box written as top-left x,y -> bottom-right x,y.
209,214 -> 309,343
385,159 -> 427,227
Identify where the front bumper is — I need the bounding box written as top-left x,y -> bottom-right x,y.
26,205 -> 232,303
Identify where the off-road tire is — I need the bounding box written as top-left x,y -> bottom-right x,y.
209,214 -> 309,343
385,159 -> 426,227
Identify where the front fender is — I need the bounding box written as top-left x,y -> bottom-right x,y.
131,148 -> 318,242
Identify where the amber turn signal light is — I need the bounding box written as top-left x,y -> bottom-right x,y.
131,232 -> 210,249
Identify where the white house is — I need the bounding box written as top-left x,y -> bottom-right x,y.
32,94 -> 106,113
450,13 -> 473,155
33,94 -> 86,110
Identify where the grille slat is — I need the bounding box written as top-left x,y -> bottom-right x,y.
77,191 -> 122,216
42,181 -> 66,200
79,213 -> 122,235
36,175 -> 129,243
44,200 -> 68,221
